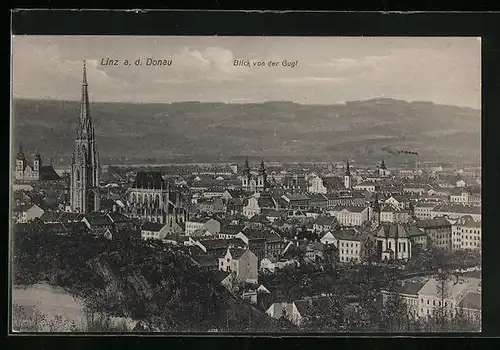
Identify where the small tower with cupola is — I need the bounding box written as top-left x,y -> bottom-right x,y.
15,144 -> 26,180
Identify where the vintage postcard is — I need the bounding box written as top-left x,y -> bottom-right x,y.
10,35 -> 481,333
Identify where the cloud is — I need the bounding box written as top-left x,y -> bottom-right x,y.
170,46 -> 250,80
13,41 -> 127,101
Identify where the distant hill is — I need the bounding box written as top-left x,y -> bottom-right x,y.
12,98 -> 481,166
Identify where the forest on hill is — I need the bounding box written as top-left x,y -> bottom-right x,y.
12,98 -> 480,165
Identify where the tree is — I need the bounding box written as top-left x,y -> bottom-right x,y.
272,309 -> 296,332
300,297 -> 347,332
377,268 -> 416,332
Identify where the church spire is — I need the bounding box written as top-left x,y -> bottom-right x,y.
243,157 -> 251,175
345,158 -> 351,176
80,59 -> 91,126
71,59 -> 100,214
259,158 -> 266,173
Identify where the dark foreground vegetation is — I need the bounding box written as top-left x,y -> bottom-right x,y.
12,230 -> 287,332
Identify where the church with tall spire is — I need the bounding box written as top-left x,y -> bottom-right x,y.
70,60 -> 101,213
344,158 -> 352,189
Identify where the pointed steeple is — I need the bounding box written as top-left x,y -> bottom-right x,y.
345,158 -> 351,176
259,158 -> 266,173
381,159 -> 386,170
80,59 -> 91,127
373,192 -> 381,212
243,157 -> 251,175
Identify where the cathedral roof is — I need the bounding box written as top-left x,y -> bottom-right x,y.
374,223 -> 409,239
40,165 -> 61,181
134,171 -> 165,189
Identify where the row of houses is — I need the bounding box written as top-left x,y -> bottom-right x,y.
414,202 -> 481,221
317,215 -> 481,264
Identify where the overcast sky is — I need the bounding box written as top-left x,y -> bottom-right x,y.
12,36 -> 481,109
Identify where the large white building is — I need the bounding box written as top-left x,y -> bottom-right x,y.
417,277 -> 471,319
431,204 -> 481,222
328,205 -> 370,227
379,204 -> 411,224
382,275 -> 481,323
184,217 -> 221,236
450,189 -> 481,207
451,215 -> 481,251
414,202 -> 439,220
332,229 -> 366,263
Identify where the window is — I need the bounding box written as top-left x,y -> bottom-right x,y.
433,300 -> 435,306
427,299 -> 429,305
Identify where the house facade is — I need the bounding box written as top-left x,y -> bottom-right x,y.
417,218 -> 452,252
451,215 -> 481,251
414,202 -> 438,220
353,182 -> 380,192
417,278 -> 470,319
243,197 -> 262,219
15,203 -> 46,223
381,279 -> 428,319
308,176 -> 328,194
218,247 -> 258,284
333,230 -> 365,263
430,204 -> 481,222
313,215 -> 340,233
141,222 -> 166,240
185,217 -> 221,236
328,206 -> 370,227
379,204 -> 411,224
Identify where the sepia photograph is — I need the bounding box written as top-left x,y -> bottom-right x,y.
10,35 -> 481,333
